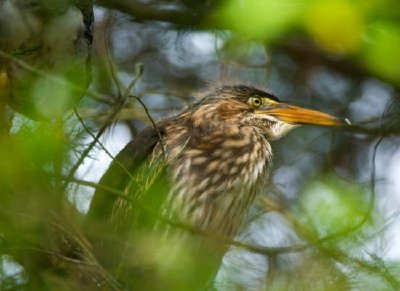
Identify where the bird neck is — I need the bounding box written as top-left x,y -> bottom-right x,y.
162,120 -> 273,238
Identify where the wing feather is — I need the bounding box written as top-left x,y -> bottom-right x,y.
84,126 -> 165,269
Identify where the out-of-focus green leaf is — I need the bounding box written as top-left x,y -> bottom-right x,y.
305,0 -> 364,55
362,22 -> 400,84
32,75 -> 74,118
214,0 -> 305,40
130,233 -> 200,291
297,175 -> 369,236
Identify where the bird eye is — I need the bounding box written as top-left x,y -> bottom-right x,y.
250,97 -> 262,107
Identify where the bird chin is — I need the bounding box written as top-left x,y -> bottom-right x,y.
268,122 -> 300,140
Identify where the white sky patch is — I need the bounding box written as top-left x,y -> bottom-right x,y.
71,124 -> 132,214
382,148 -> 400,260
349,80 -> 392,123
386,148 -> 400,200
186,32 -> 224,57
164,31 -> 223,67
0,255 -> 27,285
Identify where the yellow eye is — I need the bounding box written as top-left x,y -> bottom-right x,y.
251,97 -> 262,107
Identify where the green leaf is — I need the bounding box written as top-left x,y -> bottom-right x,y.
298,175 -> 369,236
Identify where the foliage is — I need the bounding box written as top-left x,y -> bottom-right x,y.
1,0 -> 400,290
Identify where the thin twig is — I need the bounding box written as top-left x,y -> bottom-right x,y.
123,64 -> 144,97
64,175 -> 310,257
128,94 -> 166,158
98,14 -> 123,97
64,63 -> 143,190
316,100 -> 394,242
0,50 -> 102,101
63,104 -> 122,190
50,216 -> 128,291
65,176 -> 130,200
73,109 -> 134,180
2,246 -> 95,266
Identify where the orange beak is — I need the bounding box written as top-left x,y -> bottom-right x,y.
263,103 -> 350,126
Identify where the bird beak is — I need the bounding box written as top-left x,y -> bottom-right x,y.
262,103 -> 351,126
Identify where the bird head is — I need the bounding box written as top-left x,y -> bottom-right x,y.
189,85 -> 350,140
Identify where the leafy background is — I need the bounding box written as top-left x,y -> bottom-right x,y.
1,0 -> 400,290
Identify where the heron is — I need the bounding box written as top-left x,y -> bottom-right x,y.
85,85 -> 349,290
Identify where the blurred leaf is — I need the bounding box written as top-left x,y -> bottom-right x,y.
362,22 -> 400,84
215,0 -> 304,39
305,0 -> 364,55
297,175 -> 369,236
32,75 -> 74,118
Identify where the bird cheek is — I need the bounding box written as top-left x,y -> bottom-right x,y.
217,101 -> 247,120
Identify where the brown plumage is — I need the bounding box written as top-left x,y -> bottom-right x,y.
85,85 -> 348,290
